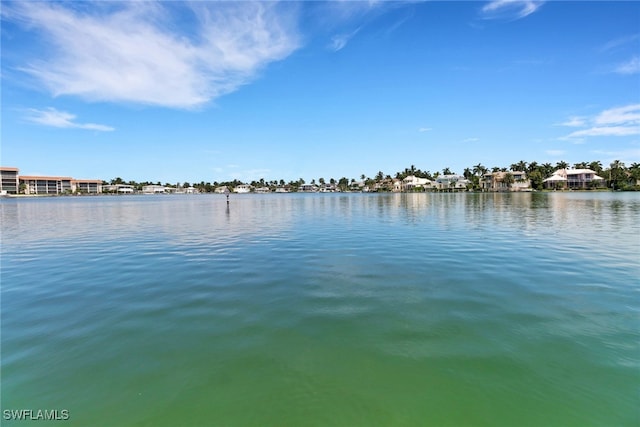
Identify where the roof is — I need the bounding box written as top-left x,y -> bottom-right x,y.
553,168 -> 600,177
543,175 -> 566,182
19,175 -> 74,181
0,167 -> 19,172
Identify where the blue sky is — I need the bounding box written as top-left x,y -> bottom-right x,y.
1,1 -> 639,184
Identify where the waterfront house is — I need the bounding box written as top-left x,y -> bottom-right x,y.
401,175 -> 432,192
543,168 -> 605,189
104,184 -> 135,193
481,171 -> 531,192
319,184 -> 337,192
254,187 -> 271,193
299,183 -> 319,192
435,174 -> 470,191
234,184 -> 252,193
142,184 -> 168,194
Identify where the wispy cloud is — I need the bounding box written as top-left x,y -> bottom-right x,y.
329,27 -> 361,52
559,104 -> 640,140
566,126 -> 638,138
590,148 -> 640,166
480,0 -> 544,20
4,2 -> 300,109
418,127 -> 432,132
594,104 -> 640,126
599,34 -> 640,53
25,108 -> 114,131
557,116 -> 587,127
463,137 -> 479,142
613,56 -> 640,75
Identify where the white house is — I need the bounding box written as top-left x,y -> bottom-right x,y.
234,184 -> 252,193
401,175 -> 432,192
299,183 -> 318,192
435,174 -> 470,191
142,184 -> 168,194
543,168 -> 605,189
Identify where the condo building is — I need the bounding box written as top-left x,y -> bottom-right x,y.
0,166 -> 103,195
1,167 -> 19,194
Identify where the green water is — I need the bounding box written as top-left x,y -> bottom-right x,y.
1,193 -> 639,426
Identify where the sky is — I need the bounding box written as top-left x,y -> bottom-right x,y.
1,0 -> 639,184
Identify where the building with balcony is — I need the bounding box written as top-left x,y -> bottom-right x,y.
20,176 -> 104,195
19,175 -> 74,195
481,171 -> 531,192
543,168 -> 605,189
72,179 -> 103,194
435,174 -> 470,191
1,167 -> 19,194
401,175 -> 433,192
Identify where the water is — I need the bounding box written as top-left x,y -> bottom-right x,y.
1,192 -> 639,426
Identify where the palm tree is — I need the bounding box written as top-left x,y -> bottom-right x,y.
609,160 -> 626,190
442,167 -> 452,175
473,163 -> 487,176
574,162 -> 587,170
556,160 -> 569,170
503,172 -> 515,190
589,161 -> 603,174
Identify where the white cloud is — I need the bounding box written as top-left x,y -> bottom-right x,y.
463,137 -> 479,142
613,56 -> 640,75
599,34 -> 640,53
559,104 -> 640,140
566,126 -> 639,138
5,2 -> 300,109
594,104 -> 640,126
329,28 -> 361,52
557,116 -> 587,127
480,0 -> 544,20
25,108 -> 114,131
418,127 -> 432,132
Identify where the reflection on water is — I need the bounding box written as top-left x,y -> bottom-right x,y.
1,192 -> 639,427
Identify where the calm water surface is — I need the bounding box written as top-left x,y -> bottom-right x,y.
1,193 -> 639,426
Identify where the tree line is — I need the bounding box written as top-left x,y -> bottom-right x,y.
105,160 -> 640,192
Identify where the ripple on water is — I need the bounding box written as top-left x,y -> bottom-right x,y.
2,193 -> 639,426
